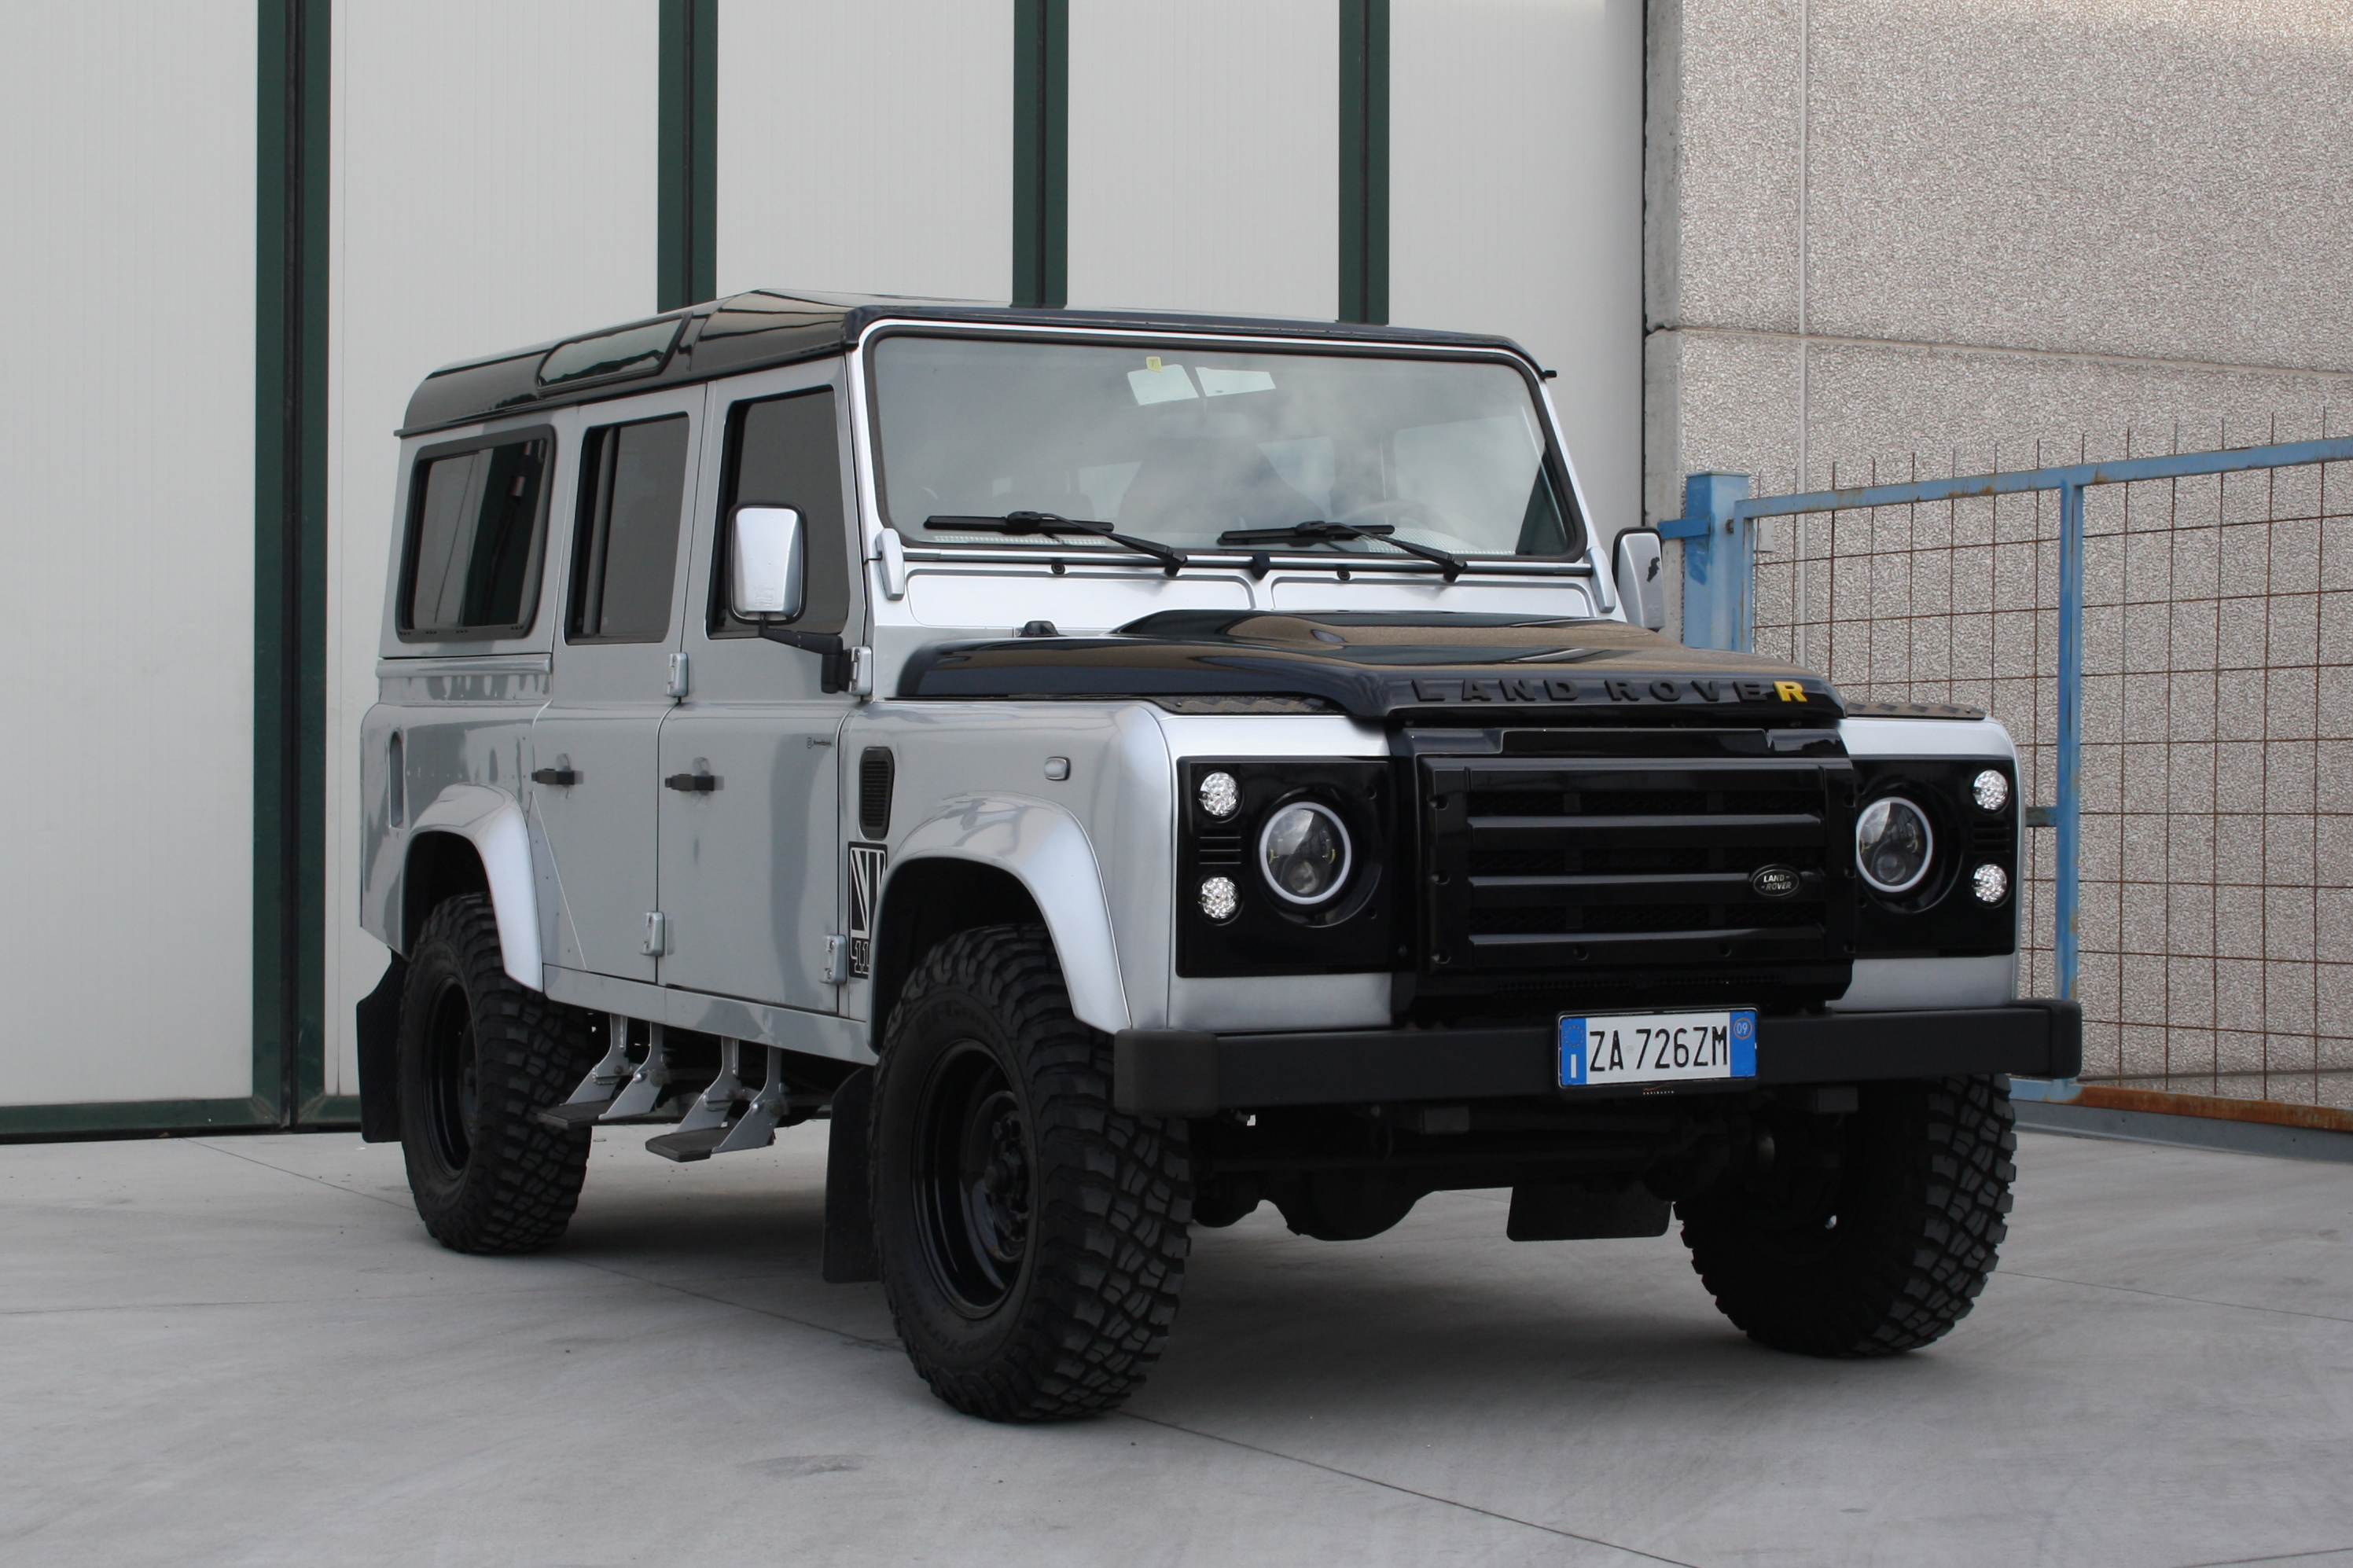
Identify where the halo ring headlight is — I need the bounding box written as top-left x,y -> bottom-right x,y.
1856,796 -> 1936,895
1258,802 -> 1352,905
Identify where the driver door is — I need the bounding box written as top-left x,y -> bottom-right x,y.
654,367 -> 859,1011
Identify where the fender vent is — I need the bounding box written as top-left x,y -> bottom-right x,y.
858,747 -> 895,839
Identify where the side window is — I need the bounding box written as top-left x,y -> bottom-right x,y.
711,388 -> 847,637
399,435 -> 550,637
568,414 -> 691,643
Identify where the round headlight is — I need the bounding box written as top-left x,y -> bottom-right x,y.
1198,771 -> 1240,820
1856,797 -> 1935,894
1259,802 -> 1351,905
1972,863 -> 2009,905
1199,876 -> 1240,922
1971,769 -> 2010,813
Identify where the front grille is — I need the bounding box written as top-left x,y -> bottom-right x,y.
1421,751 -> 1856,981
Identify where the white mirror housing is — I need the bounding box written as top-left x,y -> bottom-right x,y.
730,504 -> 804,619
1613,527 -> 1666,630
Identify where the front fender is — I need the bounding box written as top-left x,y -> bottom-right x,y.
410,784 -> 542,990
891,796 -> 1130,1033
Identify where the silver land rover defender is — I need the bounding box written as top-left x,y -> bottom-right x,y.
356,292 -> 2079,1422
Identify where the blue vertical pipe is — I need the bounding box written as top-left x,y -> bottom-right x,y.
1669,472 -> 1752,650
2053,479 -> 2083,1001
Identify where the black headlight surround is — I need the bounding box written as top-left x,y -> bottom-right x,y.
1177,758 -> 1395,976
1851,756 -> 2017,957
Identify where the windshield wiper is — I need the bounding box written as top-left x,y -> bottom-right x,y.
1216,520 -> 1463,582
925,511 -> 1189,577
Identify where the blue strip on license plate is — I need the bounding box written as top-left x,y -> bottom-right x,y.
1558,1009 -> 1758,1089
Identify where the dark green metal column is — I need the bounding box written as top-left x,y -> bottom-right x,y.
1013,0 -> 1068,308
1339,0 -> 1389,325
256,0 -> 331,1129
659,0 -> 718,311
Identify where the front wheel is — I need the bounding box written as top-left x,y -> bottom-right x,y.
397,894 -> 594,1254
1678,1075 -> 2017,1357
871,925 -> 1192,1421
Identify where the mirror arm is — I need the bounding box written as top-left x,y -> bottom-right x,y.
755,622 -> 851,695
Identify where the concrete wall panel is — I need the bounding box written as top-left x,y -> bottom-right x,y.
327,0 -> 662,1095
1066,0 -> 1337,319
1807,0 -> 2353,368
0,4 -> 258,1106
715,0 -> 1013,302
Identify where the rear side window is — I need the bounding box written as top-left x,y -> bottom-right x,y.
710,388 -> 847,637
400,436 -> 550,637
568,415 -> 691,643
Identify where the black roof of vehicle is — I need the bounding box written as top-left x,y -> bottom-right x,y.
400,290 -> 1542,437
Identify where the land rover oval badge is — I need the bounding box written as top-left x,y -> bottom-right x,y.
1750,865 -> 1800,898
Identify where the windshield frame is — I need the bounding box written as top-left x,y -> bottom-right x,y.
855,322 -> 1590,572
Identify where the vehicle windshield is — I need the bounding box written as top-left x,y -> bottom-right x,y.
869,335 -> 1578,561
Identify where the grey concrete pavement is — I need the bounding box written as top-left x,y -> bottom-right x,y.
3,1125 -> 2350,1568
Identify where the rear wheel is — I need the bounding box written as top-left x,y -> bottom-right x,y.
1678,1075 -> 2016,1357
872,924 -> 1192,1421
398,894 -> 594,1254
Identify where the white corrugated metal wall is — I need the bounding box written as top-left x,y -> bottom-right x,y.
0,0 -> 1643,1130
325,0 -> 663,1103
0,5 -> 259,1114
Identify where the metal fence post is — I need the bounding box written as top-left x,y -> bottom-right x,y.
2054,478 -> 2084,1002
1664,472 -> 1752,650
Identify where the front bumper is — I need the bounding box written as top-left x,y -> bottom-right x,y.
1113,1000 -> 2080,1117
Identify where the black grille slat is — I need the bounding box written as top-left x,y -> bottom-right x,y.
1422,749 -> 1856,981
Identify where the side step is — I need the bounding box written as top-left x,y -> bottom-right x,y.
645,1125 -> 734,1162
535,1099 -> 614,1131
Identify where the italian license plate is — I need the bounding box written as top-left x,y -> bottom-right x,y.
1558,1008 -> 1758,1089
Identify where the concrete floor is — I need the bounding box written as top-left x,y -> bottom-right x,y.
3,1127 -> 2350,1568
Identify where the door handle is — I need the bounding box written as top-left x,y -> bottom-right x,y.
531,767 -> 577,787
665,772 -> 719,792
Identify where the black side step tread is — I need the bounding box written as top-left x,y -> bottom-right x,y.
645,1126 -> 733,1162
536,1100 -> 616,1131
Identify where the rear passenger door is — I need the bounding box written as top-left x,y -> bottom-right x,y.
531,387 -> 703,983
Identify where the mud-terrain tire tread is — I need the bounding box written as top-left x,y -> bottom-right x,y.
873,924 -> 1191,1422
399,894 -> 594,1255
1679,1074 -> 2017,1357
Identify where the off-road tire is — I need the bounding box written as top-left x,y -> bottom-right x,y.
871,924 -> 1192,1422
1678,1075 -> 2016,1357
398,894 -> 595,1254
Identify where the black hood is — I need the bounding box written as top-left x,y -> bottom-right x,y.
898,611 -> 1842,722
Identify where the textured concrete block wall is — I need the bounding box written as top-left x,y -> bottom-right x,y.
1646,0 -> 2353,526
1646,0 -> 2353,1103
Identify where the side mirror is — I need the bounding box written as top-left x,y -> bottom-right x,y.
1613,527 -> 1665,630
729,504 -> 804,620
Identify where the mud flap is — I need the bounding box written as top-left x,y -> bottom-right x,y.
822,1067 -> 879,1283
355,955 -> 407,1144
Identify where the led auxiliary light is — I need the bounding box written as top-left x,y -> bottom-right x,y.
1199,876 -> 1240,922
1971,769 -> 2010,813
1855,797 -> 1935,894
1260,802 -> 1352,905
1198,771 -> 1240,819
1972,863 -> 2010,905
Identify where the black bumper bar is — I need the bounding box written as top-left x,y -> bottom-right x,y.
1113,1001 -> 2081,1118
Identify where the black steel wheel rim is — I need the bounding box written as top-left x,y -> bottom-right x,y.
912,1039 -> 1033,1316
422,975 -> 478,1173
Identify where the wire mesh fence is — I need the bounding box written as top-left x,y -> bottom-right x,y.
1747,446 -> 2353,1109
